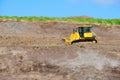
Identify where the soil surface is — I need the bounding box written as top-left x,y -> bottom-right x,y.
0,21 -> 120,80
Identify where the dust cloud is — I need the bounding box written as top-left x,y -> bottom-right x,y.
56,50 -> 120,71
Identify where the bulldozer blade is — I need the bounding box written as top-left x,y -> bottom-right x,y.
62,38 -> 70,45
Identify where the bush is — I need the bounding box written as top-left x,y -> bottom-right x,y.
0,16 -> 120,25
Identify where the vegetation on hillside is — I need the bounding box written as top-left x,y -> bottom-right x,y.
0,16 -> 120,25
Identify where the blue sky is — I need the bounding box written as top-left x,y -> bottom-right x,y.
0,0 -> 120,19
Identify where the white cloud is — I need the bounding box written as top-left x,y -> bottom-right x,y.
92,0 -> 118,5
66,0 -> 119,6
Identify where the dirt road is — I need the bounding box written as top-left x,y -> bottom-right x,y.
0,21 -> 120,80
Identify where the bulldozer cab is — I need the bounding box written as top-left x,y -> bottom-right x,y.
77,27 -> 92,37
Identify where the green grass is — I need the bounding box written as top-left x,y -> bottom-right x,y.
0,16 -> 120,25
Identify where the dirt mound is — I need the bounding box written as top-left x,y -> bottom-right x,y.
0,21 -> 120,80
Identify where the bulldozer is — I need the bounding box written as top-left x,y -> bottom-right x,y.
63,26 -> 97,45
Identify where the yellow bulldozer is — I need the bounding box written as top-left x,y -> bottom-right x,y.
63,26 -> 97,45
